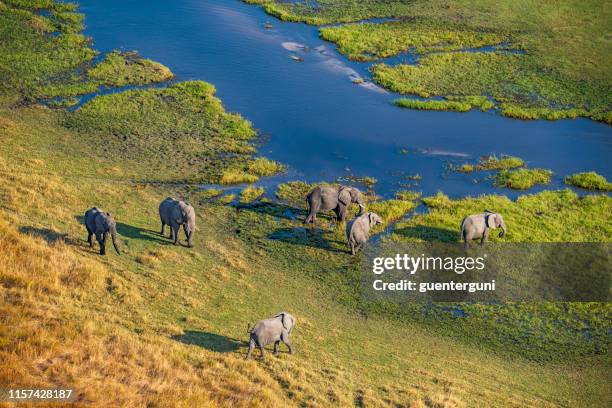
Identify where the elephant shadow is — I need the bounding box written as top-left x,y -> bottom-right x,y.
393,225 -> 458,243
19,226 -> 79,245
268,227 -> 347,253
115,222 -> 174,245
238,201 -> 308,221
172,331 -> 244,353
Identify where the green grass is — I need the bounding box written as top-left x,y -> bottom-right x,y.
457,155 -> 525,173
248,0 -> 611,123
65,81 -> 258,183
394,98 -> 472,112
239,186 -> 265,204
247,157 -> 284,177
565,171 -> 612,191
88,51 -> 174,87
494,168 -> 553,190
320,21 -> 506,61
0,4 -> 97,101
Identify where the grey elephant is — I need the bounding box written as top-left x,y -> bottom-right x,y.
84,207 -> 120,255
304,185 -> 365,224
246,312 -> 295,360
460,210 -> 507,249
346,212 -> 383,255
159,197 -> 196,247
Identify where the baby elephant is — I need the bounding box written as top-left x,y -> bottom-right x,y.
246,312 -> 295,360
461,210 -> 507,249
346,212 -> 383,255
84,207 -> 120,255
159,197 -> 196,247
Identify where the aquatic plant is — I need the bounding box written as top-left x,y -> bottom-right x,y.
247,157 -> 284,176
565,172 -> 611,191
239,186 -> 265,204
457,155 -> 524,173
88,51 -> 174,87
494,168 -> 552,190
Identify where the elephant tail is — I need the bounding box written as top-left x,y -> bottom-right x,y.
111,227 -> 121,255
459,217 -> 467,241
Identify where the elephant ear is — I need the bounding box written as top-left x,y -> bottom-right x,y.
338,188 -> 351,206
274,312 -> 288,330
485,213 -> 500,228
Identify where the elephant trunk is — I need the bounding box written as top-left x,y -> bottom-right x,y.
111,227 -> 121,254
357,202 -> 365,216
499,221 -> 507,238
186,221 -> 195,247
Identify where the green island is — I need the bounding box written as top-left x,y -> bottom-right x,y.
1,1 -> 611,407
247,0 -> 611,123
494,168 -> 553,190
456,155 -> 524,173
565,171 -> 612,191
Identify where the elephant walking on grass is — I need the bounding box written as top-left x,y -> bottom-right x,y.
304,185 -> 365,224
460,210 -> 507,249
159,197 -> 196,247
84,207 -> 120,255
246,312 -> 295,360
346,212 -> 383,255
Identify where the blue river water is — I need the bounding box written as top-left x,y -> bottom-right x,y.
78,0 -> 611,198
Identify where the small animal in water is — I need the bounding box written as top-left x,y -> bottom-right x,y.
346,212 -> 383,255
290,55 -> 304,62
246,312 -> 295,360
84,207 -> 121,255
460,210 -> 507,249
263,22 -> 273,29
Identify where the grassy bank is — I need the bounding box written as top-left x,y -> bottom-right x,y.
1,1 -> 611,407
247,0 -> 611,123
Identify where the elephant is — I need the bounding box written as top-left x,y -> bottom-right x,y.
460,210 -> 507,249
246,312 -> 295,360
84,207 -> 120,255
159,197 -> 196,247
346,212 -> 383,255
304,185 -> 365,224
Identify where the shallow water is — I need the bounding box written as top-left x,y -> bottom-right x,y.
78,0 -> 611,198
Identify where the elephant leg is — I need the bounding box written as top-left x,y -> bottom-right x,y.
305,200 -> 320,224
86,228 -> 94,248
282,336 -> 293,354
246,339 -> 255,360
171,223 -> 180,245
160,220 -> 165,236
350,241 -> 356,256
96,232 -> 106,255
480,228 -> 490,246
259,345 -> 265,360
273,340 -> 281,355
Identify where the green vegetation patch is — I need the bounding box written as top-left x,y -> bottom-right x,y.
65,81 -> 257,183
565,171 -> 612,191
457,155 -> 524,173
247,157 -> 284,176
275,181 -> 316,208
395,95 -> 495,113
239,186 -> 265,204
0,4 -> 97,101
88,51 -> 174,87
320,20 -> 506,61
494,168 -> 552,190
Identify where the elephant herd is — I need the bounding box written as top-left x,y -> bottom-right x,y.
83,185 -> 507,360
